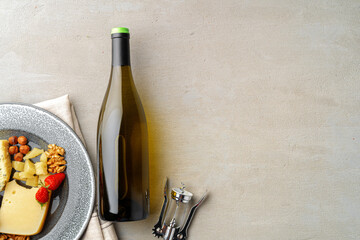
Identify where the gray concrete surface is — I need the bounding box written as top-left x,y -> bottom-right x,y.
1,1 -> 360,239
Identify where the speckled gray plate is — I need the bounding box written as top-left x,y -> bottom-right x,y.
0,103 -> 95,240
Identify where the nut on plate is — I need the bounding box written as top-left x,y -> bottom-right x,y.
19,145 -> 30,154
17,136 -> 28,145
14,152 -> 24,162
8,146 -> 18,155
46,144 -> 65,156
8,136 -> 18,145
0,234 -> 30,240
45,144 -> 66,173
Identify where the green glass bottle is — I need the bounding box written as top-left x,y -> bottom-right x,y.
97,27 -> 149,221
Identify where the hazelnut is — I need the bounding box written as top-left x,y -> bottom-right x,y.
19,145 -> 30,154
14,153 -> 23,162
18,136 -> 28,145
8,146 -> 18,155
8,136 -> 18,145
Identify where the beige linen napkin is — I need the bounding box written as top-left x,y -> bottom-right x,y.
34,95 -> 118,240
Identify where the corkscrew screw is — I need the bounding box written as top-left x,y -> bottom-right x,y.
152,178 -> 207,240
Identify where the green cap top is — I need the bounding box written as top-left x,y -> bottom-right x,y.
111,27 -> 129,34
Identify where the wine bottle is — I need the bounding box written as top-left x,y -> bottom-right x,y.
97,27 -> 149,222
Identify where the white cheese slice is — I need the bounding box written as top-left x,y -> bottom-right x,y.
0,140 -> 12,191
0,180 -> 51,235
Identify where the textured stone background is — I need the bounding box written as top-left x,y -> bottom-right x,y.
0,1 -> 360,239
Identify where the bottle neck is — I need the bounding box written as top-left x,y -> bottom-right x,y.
112,35 -> 130,66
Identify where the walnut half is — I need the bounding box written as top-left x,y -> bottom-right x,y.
45,144 -> 66,173
0,234 -> 30,240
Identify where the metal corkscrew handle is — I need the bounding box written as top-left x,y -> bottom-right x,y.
152,178 -> 169,238
175,191 -> 208,240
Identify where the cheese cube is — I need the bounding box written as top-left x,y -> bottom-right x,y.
24,148 -> 44,160
40,152 -> 48,163
12,172 -> 23,181
26,176 -> 39,187
19,171 -> 35,179
12,161 -> 25,172
35,162 -> 48,176
24,159 -> 36,175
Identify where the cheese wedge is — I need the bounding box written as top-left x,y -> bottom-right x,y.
0,180 -> 51,235
0,140 -> 12,191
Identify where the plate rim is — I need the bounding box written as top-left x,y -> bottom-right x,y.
0,102 -> 96,240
